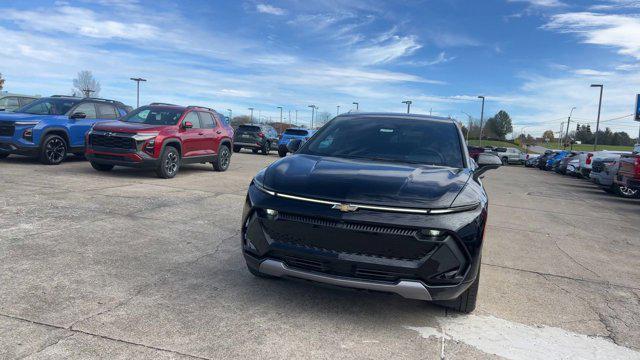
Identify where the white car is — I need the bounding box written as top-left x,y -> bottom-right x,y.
493,147 -> 525,165
576,150 -> 632,177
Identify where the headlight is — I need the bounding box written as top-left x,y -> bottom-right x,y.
253,177 -> 275,196
132,133 -> 159,141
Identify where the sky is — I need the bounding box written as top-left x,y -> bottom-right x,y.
1,0 -> 640,137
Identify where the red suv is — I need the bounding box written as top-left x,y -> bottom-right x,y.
85,103 -> 234,178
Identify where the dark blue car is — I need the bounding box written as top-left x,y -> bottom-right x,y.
277,127 -> 316,157
0,96 -> 130,164
546,150 -> 571,170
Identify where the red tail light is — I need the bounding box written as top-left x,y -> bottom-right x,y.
258,132 -> 264,138
635,157 -> 640,177
586,153 -> 593,165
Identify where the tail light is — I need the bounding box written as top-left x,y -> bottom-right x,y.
258,132 -> 264,138
635,157 -> 640,177
586,153 -> 593,165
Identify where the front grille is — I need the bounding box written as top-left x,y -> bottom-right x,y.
0,124 -> 14,137
264,213 -> 434,261
92,154 -> 135,162
90,134 -> 135,150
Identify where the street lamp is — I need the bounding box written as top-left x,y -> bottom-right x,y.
478,96 -> 485,147
308,105 -> 317,128
590,84 -> 603,151
130,77 -> 147,108
402,100 -> 412,114
461,111 -> 473,145
295,110 -> 298,125
564,107 -> 576,148
227,109 -> 232,119
248,107 -> 254,122
277,106 -> 283,123
352,102 -> 359,111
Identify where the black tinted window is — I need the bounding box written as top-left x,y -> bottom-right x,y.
17,98 -> 80,115
73,103 -> 98,119
284,129 -> 308,136
121,106 -> 183,125
239,125 -> 261,132
302,117 -> 464,168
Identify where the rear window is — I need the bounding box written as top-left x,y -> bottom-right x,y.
239,125 -> 261,132
284,129 -> 308,136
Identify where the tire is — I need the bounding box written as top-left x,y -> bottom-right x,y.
615,184 -> 640,199
261,141 -> 270,155
39,134 -> 67,165
233,146 -> 241,153
0,153 -> 9,159
213,145 -> 231,172
435,267 -> 480,314
252,148 -> 259,154
278,148 -> 287,158
90,162 -> 114,172
247,263 -> 278,279
501,157 -> 508,166
155,146 -> 180,179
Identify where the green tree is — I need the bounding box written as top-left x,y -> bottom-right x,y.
543,130 -> 555,141
0,73 -> 5,91
486,110 -> 513,140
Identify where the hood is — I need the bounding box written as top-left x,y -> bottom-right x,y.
93,121 -> 167,133
0,112 -> 65,123
262,154 -> 471,209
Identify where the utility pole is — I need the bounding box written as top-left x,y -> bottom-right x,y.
564,107 -> 576,149
336,105 -> 340,116
227,109 -> 232,120
248,107 -> 254,122
308,105 -> 317,129
461,111 -> 473,145
81,89 -> 95,98
295,110 -> 298,125
558,122 -> 565,148
590,84 -> 603,151
402,100 -> 412,114
289,109 -> 292,125
352,102 -> 359,111
129,77 -> 146,108
478,96 -> 485,147
277,106 -> 283,123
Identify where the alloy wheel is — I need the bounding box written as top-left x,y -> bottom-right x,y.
45,138 -> 66,163
220,147 -> 230,169
619,186 -> 637,197
165,151 -> 179,175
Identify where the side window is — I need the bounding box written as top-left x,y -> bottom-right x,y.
183,112 -> 202,129
198,112 -> 216,129
5,97 -> 20,108
73,103 -> 98,119
19,97 -> 36,107
96,104 -> 118,119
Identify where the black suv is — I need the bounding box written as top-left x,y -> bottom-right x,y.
233,124 -> 278,154
241,113 -> 502,313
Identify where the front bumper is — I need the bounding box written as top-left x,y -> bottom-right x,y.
234,141 -> 262,149
86,147 -> 160,168
241,184 -> 486,301
0,139 -> 38,156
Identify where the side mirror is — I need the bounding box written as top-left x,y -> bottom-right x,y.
183,121 -> 193,129
70,112 -> 87,119
287,139 -> 302,153
473,153 -> 502,181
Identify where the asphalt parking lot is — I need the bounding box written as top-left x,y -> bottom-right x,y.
1,154 -> 640,359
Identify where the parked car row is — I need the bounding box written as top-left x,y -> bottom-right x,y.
467,145 -> 525,165
527,146 -> 640,199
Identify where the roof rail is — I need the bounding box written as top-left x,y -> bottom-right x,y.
51,95 -> 81,98
150,102 -> 180,106
186,105 -> 216,112
85,97 -> 123,104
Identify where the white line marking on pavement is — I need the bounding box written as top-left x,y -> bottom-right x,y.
406,315 -> 640,360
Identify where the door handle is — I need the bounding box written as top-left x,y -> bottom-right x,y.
216,131 -> 222,134
198,132 -> 204,135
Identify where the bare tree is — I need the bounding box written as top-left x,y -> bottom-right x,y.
73,70 -> 101,97
0,73 -> 5,91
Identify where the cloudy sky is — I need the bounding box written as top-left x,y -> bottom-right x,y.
1,0 -> 640,137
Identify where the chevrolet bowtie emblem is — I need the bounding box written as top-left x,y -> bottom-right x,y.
332,203 -> 359,212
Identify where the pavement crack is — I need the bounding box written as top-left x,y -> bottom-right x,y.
552,237 -> 601,279
15,333 -> 75,360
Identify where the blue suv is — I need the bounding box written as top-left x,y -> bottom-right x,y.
0,96 -> 130,164
277,128 -> 316,157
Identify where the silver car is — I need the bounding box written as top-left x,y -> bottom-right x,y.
590,154 -> 639,198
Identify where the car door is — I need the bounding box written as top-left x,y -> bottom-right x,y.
180,111 -> 203,158
67,102 -> 99,148
197,111 -> 220,156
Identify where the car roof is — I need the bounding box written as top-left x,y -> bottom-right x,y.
49,95 -> 127,107
0,93 -> 39,99
335,112 -> 456,123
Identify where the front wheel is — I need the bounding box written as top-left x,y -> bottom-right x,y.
278,148 -> 287,157
501,157 -> 509,165
40,134 -> 67,165
90,162 -> 114,172
261,142 -> 270,155
615,184 -> 639,199
213,145 -> 231,172
155,146 -> 180,179
434,267 -> 480,313
0,153 -> 9,159
233,146 -> 241,153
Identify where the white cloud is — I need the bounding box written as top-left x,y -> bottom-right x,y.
256,4 -> 286,15
352,34 -> 422,65
508,0 -> 566,7
543,12 -> 640,59
573,69 -> 613,76
404,52 -> 456,66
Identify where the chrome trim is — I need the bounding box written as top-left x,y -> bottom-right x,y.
429,203 -> 480,214
277,192 -> 339,206
14,121 -> 40,126
258,259 -> 432,301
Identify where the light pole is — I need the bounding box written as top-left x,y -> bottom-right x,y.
130,77 -> 146,108
558,121 -> 565,148
478,96 -> 485,147
289,110 -> 292,125
461,111 -> 473,145
591,84 -> 603,150
295,110 -> 298,125
402,100 -> 412,114
564,107 -> 576,148
352,102 -> 359,111
336,105 -> 340,116
248,107 -> 254,122
277,106 -> 283,123
308,105 -> 317,129
81,88 -> 95,98
227,109 -> 232,120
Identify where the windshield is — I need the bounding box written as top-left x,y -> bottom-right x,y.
120,106 -> 183,125
284,129 -> 308,136
16,98 -> 80,115
238,125 -> 261,132
300,116 -> 464,168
